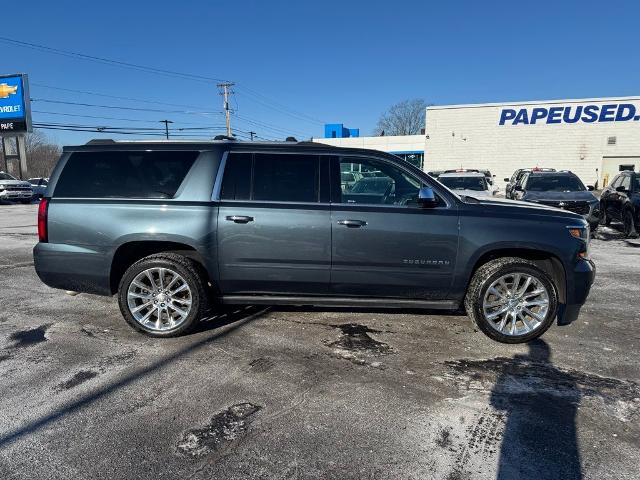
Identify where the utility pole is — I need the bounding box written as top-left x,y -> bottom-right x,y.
217,82 -> 235,137
249,131 -> 256,141
160,119 -> 173,139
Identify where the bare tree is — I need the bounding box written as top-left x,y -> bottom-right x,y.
25,130 -> 62,178
373,99 -> 427,136
1,130 -> 61,177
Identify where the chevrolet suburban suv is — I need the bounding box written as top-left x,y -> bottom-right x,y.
33,140 -> 595,343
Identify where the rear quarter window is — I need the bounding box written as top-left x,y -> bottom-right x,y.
53,151 -> 198,199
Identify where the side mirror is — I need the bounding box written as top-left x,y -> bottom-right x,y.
587,185 -> 594,191
503,178 -> 509,182
616,185 -> 627,193
418,187 -> 438,208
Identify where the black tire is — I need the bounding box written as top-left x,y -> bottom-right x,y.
464,257 -> 558,344
117,253 -> 208,337
623,209 -> 638,238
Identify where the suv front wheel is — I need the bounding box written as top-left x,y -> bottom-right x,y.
118,253 -> 208,337
464,257 -> 558,343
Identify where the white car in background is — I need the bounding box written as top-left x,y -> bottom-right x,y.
28,178 -> 49,199
0,172 -> 33,203
437,171 -> 496,198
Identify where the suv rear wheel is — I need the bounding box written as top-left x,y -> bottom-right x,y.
118,253 -> 208,337
464,257 -> 558,343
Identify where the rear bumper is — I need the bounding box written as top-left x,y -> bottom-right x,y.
33,242 -> 112,295
558,258 -> 596,325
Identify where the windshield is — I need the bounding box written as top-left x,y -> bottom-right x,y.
351,178 -> 392,194
0,173 -> 16,181
439,176 -> 487,191
526,175 -> 585,192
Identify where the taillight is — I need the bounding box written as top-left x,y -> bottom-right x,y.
38,198 -> 49,243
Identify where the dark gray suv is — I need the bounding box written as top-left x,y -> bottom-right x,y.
33,140 -> 595,343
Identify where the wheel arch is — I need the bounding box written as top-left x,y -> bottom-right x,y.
109,241 -> 212,295
468,248 -> 566,304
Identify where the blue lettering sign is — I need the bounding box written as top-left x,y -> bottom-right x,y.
0,76 -> 25,121
498,103 -> 640,125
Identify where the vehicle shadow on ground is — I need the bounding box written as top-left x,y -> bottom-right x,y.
0,305 -> 268,448
491,339 -> 582,480
272,305 -> 464,317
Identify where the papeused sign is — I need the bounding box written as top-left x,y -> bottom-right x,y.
0,73 -> 32,135
499,103 -> 640,126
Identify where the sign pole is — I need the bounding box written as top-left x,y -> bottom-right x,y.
17,135 -> 27,180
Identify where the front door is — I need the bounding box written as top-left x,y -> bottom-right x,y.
330,156 -> 459,299
217,152 -> 331,295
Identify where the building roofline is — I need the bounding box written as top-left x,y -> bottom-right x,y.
426,96 -> 640,111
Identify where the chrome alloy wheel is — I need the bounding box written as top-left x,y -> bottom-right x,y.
482,273 -> 550,336
126,267 -> 192,331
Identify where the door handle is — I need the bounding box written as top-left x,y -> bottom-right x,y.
226,215 -> 254,224
337,219 -> 367,228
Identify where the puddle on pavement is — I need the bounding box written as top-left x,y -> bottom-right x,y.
176,402 -> 262,458
445,357 -> 640,402
327,323 -> 394,355
9,324 -> 52,348
56,370 -> 99,391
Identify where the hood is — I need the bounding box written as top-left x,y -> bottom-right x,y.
0,180 -> 32,188
462,195 -> 585,222
522,190 -> 598,202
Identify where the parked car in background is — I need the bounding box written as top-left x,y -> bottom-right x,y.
512,171 -> 600,230
505,168 -> 556,199
437,171 -> 495,198
0,172 -> 33,204
599,171 -> 639,238
28,178 -> 49,199
34,140 -> 595,344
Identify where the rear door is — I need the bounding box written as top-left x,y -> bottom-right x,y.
330,155 -> 459,299
216,151 -> 331,295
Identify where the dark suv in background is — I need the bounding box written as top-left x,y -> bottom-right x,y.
600,171 -> 639,238
34,140 -> 595,343
512,171 -> 600,230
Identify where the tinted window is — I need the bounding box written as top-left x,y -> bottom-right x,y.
220,153 -> 251,200
339,157 -> 423,206
525,175 -> 585,192
54,151 -> 198,198
439,176 -> 487,192
252,154 -> 319,203
634,176 -> 640,191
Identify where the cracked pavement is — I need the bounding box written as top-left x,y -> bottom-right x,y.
0,204 -> 638,479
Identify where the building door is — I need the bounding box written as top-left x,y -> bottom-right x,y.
601,157 -> 640,188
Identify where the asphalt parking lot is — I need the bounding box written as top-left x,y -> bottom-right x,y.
0,203 -> 638,480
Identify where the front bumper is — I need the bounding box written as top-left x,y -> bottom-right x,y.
557,258 -> 596,325
0,190 -> 32,200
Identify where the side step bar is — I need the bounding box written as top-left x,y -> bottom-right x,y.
220,295 -> 459,310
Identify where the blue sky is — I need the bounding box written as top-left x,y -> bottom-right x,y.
2,0 -> 639,145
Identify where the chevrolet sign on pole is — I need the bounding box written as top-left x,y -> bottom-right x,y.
0,73 -> 32,135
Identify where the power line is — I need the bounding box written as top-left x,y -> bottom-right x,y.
0,36 -> 227,83
31,82 -> 213,110
32,98 -> 223,116
0,36 -> 325,128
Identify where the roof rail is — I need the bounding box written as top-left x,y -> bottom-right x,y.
213,135 -> 236,141
86,139 -> 116,145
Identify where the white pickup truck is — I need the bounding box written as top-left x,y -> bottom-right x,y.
0,171 -> 33,203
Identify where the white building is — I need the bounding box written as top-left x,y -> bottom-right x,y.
315,96 -> 640,189
426,97 -> 640,188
